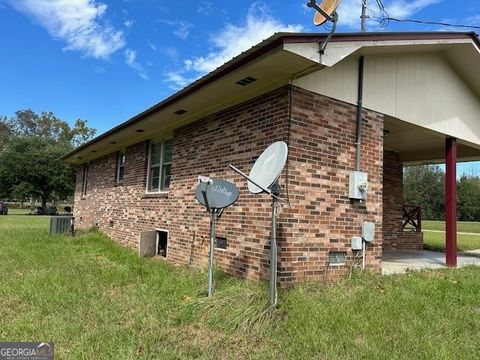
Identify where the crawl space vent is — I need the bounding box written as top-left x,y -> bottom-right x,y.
329,251 -> 346,266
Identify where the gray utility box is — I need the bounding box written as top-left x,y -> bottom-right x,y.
349,171 -> 368,200
50,216 -> 74,235
362,222 -> 376,242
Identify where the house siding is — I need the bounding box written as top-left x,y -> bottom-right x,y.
293,53 -> 480,148
74,86 -> 385,285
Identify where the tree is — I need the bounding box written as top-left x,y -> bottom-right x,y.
404,165 -> 445,220
0,137 -> 75,209
0,116 -> 13,151
457,175 -> 480,221
7,110 -> 95,146
0,109 -> 96,207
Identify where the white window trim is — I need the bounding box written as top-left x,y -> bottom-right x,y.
145,139 -> 172,194
116,149 -> 126,184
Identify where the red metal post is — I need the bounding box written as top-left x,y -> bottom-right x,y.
445,137 -> 457,267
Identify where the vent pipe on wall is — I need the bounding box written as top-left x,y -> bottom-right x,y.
355,56 -> 365,171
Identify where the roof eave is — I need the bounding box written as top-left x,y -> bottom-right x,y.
62,31 -> 480,162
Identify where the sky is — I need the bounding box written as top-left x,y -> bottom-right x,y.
0,0 -> 480,173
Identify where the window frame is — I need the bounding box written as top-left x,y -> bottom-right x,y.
116,150 -> 126,184
146,139 -> 172,194
82,163 -> 89,197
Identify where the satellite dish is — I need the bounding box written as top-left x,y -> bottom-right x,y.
195,178 -> 240,209
195,177 -> 240,298
311,0 -> 341,26
306,0 -> 340,54
248,141 -> 288,194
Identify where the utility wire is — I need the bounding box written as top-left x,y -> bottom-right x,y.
382,17 -> 480,30
365,0 -> 480,30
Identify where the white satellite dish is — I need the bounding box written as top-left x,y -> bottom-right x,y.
248,141 -> 288,194
228,140 -> 289,309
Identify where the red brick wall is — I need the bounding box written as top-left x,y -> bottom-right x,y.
74,86 -> 385,284
278,87 -> 384,283
382,151 -> 423,250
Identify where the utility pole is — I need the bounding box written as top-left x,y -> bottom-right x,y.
361,0 -> 367,32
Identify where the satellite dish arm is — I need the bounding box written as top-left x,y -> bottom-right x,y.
229,164 -> 287,203
201,190 -> 211,213
307,0 -> 334,22
319,12 -> 338,54
229,164 -> 272,195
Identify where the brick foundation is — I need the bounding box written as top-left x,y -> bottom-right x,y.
74,86 -> 385,285
382,151 -> 423,250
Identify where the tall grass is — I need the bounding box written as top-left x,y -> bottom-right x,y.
1,215 -> 480,359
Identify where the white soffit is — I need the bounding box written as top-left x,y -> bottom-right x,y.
284,38 -> 474,67
284,42 -> 361,66
66,48 -> 315,163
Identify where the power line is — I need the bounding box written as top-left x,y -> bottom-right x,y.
383,17 -> 480,30
366,0 -> 480,30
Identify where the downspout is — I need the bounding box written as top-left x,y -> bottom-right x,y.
355,56 -> 365,171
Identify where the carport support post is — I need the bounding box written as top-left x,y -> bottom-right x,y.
445,137 -> 457,267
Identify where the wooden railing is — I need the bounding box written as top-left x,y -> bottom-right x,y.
402,205 -> 422,232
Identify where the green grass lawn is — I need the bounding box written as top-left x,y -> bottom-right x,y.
2,215 -> 480,359
4,208 -> 31,215
422,220 -> 480,251
423,220 -> 480,233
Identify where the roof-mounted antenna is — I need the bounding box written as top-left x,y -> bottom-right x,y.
307,0 -> 341,54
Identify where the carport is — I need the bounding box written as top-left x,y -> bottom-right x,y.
382,115 -> 480,270
288,32 -> 480,271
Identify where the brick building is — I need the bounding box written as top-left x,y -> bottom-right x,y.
63,32 -> 480,284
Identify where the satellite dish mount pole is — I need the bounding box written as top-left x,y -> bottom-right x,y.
319,12 -> 338,54
201,188 -> 216,298
269,181 -> 281,308
229,164 -> 283,309
306,0 -> 339,55
196,177 -> 240,298
207,207 -> 217,297
228,141 -> 288,309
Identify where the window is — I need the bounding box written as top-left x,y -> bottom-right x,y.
82,163 -> 89,196
147,139 -> 172,192
117,150 -> 125,183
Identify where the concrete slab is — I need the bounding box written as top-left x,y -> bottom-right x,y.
382,250 -> 480,275
462,249 -> 480,258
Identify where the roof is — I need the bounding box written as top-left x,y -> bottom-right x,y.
62,31 -> 480,164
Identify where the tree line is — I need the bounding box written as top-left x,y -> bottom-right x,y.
0,110 -> 96,209
404,165 -> 480,221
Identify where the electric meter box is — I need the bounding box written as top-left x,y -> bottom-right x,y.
349,171 -> 368,200
362,222 -> 376,243
351,236 -> 363,250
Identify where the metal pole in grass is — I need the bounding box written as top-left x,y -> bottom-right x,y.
201,188 -> 216,297
269,181 -> 280,308
207,209 -> 216,297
